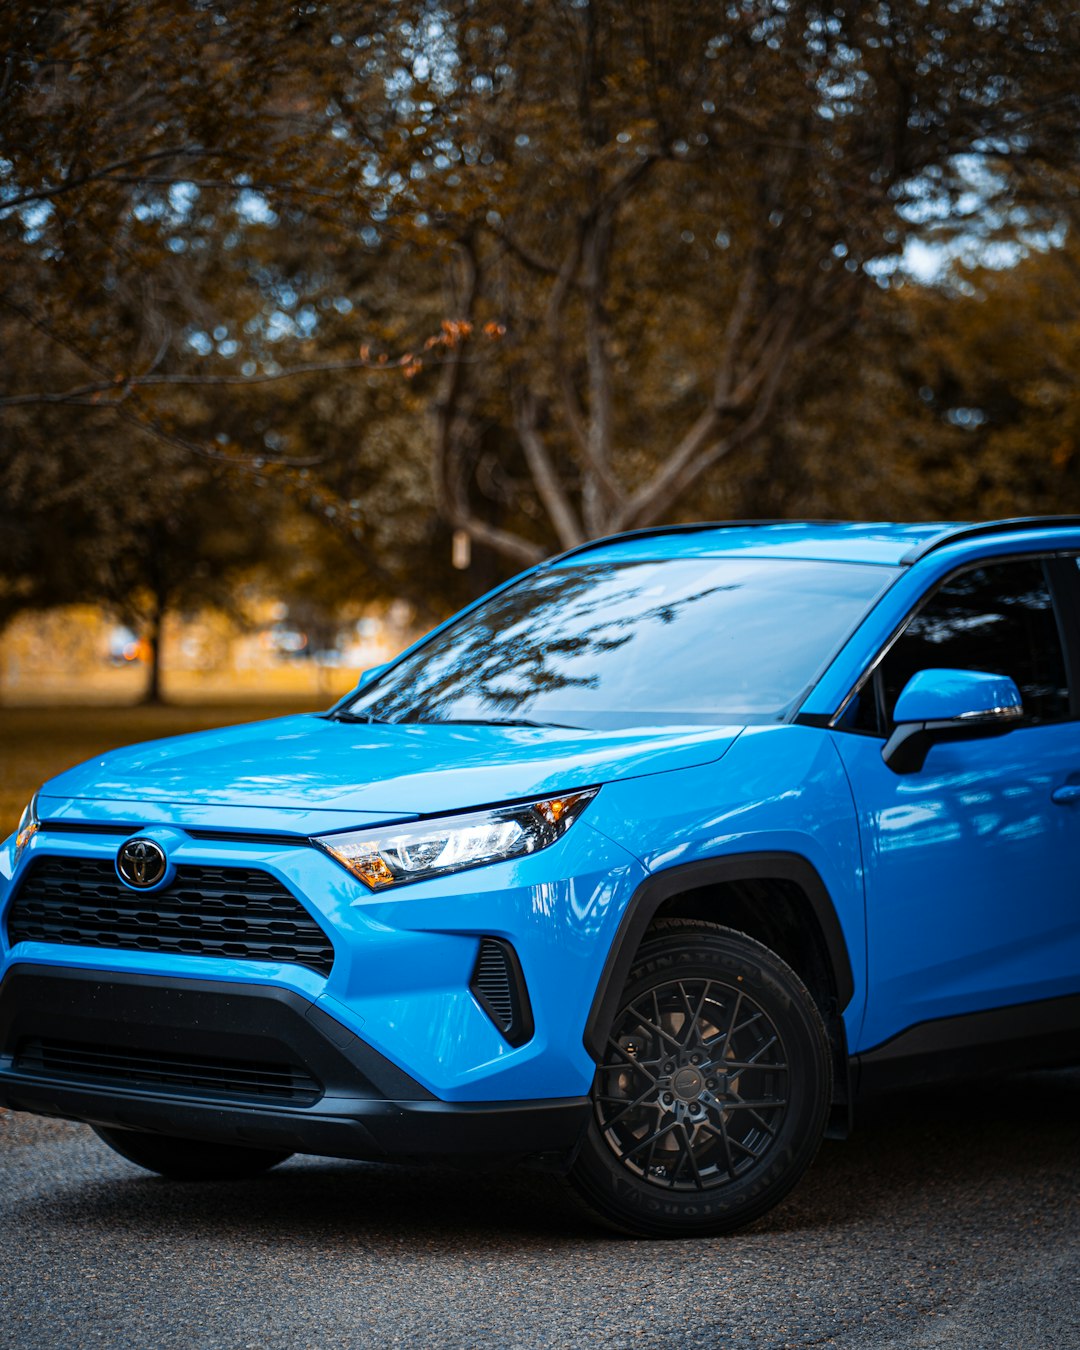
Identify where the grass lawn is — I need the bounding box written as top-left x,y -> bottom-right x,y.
0,700 -> 321,837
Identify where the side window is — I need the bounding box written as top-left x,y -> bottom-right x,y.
851,558 -> 1071,732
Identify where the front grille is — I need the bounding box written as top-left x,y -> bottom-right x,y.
7,857 -> 335,977
15,1037 -> 322,1104
469,937 -> 534,1047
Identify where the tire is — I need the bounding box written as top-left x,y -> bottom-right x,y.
569,920 -> 832,1238
92,1126 -> 292,1181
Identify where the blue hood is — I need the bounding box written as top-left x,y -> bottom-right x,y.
37,714 -> 743,831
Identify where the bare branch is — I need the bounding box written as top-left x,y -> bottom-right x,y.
110,401 -> 324,470
611,401 -> 722,533
712,252 -> 761,406
513,387 -> 585,550
493,226 -> 561,277
0,293 -> 320,468
0,293 -> 117,382
625,312 -> 800,529
89,175 -> 343,201
547,225 -> 591,459
580,211 -> 616,536
432,237 -> 547,568
0,145 -> 208,213
613,296 -> 803,532
544,192 -> 652,512
0,353 -> 448,407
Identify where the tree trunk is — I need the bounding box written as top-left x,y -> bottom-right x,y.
142,585 -> 167,706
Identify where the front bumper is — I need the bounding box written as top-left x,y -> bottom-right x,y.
0,966 -> 590,1161
1,818 -> 647,1102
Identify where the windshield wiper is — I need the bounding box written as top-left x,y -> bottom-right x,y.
434,716 -> 580,730
327,711 -> 579,729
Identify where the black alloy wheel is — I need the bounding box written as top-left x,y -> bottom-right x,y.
92,1126 -> 292,1181
569,920 -> 832,1237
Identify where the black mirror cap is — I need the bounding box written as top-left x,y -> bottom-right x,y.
882,713 -> 1021,775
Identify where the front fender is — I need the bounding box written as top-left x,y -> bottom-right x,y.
584,725 -> 865,1052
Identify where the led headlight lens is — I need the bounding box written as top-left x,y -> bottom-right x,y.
15,794 -> 39,854
314,789 -> 598,889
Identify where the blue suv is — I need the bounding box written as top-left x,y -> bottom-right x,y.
3,518 -> 1079,1237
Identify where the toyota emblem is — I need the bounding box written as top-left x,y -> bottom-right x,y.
116,837 -> 167,889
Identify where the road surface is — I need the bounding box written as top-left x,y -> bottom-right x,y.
1,1070 -> 1077,1348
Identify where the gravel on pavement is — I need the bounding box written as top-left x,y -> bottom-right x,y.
1,1069 -> 1077,1349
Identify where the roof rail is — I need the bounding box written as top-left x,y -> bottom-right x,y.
900,516 -> 1080,565
540,519 -> 846,567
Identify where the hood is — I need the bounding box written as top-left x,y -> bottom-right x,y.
37,714 -> 743,831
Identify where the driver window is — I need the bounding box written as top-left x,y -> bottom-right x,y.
851,559 -> 1070,733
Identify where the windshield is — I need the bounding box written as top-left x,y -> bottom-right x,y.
345,557 -> 897,731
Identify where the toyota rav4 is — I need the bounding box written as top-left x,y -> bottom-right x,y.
2,518 -> 1079,1237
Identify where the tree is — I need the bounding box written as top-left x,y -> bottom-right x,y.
411,1 -> 1080,559
698,232 -> 1080,525
875,240 -> 1080,520
2,0 -> 1079,583
0,420 -> 283,703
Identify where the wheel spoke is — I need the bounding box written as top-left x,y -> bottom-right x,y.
701,1119 -> 739,1179
642,1128 -> 662,1180
726,1131 -> 764,1161
597,1083 -> 662,1128
741,1033 -> 780,1066
730,1008 -> 766,1041
623,1119 -> 680,1162
723,1134 -> 761,1166
601,1039 -> 660,1083
646,990 -> 684,1050
618,994 -> 682,1052
746,1108 -> 779,1136
666,1127 -> 690,1189
681,1124 -> 705,1190
674,980 -> 708,1049
718,989 -> 744,1060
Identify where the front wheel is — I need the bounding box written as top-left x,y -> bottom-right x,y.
92,1126 -> 292,1181
569,921 -> 832,1238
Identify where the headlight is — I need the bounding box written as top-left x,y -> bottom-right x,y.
313,789 -> 598,890
15,794 -> 39,854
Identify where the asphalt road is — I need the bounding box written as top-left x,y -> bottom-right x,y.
1,1071 -> 1077,1350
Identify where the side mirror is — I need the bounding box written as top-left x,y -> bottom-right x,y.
882,668 -> 1023,774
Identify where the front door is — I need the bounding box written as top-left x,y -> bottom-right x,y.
832,555 -> 1080,1052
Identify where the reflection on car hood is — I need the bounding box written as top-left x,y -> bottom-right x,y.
37,714 -> 744,822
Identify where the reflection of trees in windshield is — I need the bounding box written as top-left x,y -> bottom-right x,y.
348,556 -> 896,729
355,563 -> 735,724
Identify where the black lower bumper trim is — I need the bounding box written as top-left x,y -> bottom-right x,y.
0,1073 -> 591,1161
0,965 -> 590,1162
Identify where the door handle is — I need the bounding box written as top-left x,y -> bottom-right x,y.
1051,784 -> 1080,805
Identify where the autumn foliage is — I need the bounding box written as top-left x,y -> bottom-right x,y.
2,1 -> 1079,662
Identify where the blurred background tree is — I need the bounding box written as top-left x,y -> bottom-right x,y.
2,0 -> 1079,679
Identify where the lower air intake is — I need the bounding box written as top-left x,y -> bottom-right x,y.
469,937 -> 534,1047
15,1037 -> 323,1105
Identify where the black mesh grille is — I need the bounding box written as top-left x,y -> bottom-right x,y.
469,938 -> 533,1047
7,857 -> 335,976
15,1037 -> 322,1104
474,941 -> 514,1030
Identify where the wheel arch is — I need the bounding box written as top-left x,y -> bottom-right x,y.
583,852 -> 855,1064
